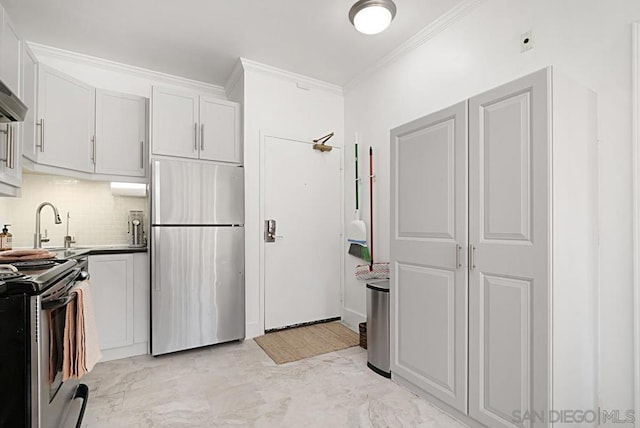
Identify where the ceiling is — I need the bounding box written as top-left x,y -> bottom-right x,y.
3,0 -> 465,87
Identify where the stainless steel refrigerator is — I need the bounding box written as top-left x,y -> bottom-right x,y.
151,159 -> 245,356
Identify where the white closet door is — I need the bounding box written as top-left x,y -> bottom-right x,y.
390,101 -> 468,412
468,69 -> 549,428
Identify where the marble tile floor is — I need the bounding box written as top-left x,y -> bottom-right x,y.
82,340 -> 466,427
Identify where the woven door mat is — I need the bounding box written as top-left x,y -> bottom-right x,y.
254,321 -> 359,364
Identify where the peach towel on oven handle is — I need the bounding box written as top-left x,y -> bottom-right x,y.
62,280 -> 102,381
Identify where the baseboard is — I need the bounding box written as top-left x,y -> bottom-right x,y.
342,307 -> 366,332
392,373 -> 480,428
245,322 -> 263,339
265,317 -> 341,333
100,342 -> 148,362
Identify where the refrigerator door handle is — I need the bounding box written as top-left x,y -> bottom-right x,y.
153,161 -> 160,225
153,229 -> 160,292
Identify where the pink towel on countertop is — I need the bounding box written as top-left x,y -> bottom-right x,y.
62,280 -> 102,381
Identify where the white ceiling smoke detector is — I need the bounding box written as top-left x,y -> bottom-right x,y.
349,0 -> 397,35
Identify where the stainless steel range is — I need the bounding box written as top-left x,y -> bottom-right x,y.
0,258 -> 90,428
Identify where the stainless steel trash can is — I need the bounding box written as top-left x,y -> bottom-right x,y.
366,279 -> 390,378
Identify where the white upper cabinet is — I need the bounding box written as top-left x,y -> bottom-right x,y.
26,63 -> 148,180
37,64 -> 95,173
152,86 -> 199,159
152,86 -> 241,164
0,6 -> 21,195
95,89 -> 147,177
0,122 -> 21,188
21,43 -> 37,162
199,96 -> 240,163
0,7 -> 20,95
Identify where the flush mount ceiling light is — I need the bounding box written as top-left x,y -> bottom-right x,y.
349,0 -> 397,35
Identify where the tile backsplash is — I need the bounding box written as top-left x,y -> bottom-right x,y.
0,173 -> 148,248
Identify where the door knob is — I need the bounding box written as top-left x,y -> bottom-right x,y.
265,219 -> 276,243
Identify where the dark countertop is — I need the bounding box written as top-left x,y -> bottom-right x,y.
48,245 -> 148,259
87,246 -> 148,255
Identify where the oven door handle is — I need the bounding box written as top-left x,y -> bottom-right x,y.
42,295 -> 74,311
72,383 -> 89,428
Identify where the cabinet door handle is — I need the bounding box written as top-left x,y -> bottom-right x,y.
194,123 -> 198,151
11,125 -> 15,169
469,244 -> 476,270
8,125 -> 13,169
91,135 -> 96,165
200,123 -> 204,151
2,125 -> 9,167
36,119 -> 45,152
140,141 -> 144,169
455,244 -> 462,268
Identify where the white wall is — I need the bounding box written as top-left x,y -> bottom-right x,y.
343,0 -> 640,418
239,60 -> 344,338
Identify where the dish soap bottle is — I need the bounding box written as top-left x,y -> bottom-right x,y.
0,224 -> 12,251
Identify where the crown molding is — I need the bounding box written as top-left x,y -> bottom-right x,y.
225,59 -> 245,96
344,0 -> 484,93
239,58 -> 343,96
28,42 -> 227,97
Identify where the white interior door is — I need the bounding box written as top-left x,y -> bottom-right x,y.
390,101 -> 468,412
263,135 -> 342,330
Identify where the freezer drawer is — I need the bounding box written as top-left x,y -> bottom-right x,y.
152,159 -> 244,225
151,226 -> 245,355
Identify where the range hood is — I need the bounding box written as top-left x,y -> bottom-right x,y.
0,79 -> 26,122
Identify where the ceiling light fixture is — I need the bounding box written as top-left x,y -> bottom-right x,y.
349,0 -> 397,35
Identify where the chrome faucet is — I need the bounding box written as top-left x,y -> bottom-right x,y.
34,202 -> 62,248
64,211 -> 76,249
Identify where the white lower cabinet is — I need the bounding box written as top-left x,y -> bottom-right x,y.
89,252 -> 149,361
390,68 -> 598,427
